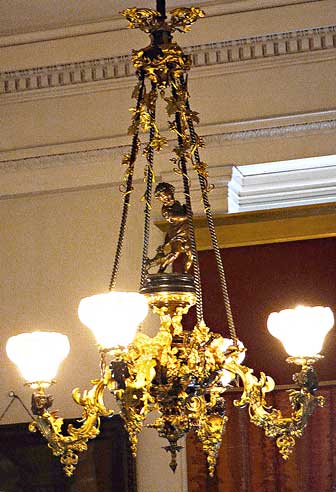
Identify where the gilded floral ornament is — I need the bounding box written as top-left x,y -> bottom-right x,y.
132,44 -> 192,87
28,376 -> 113,476
121,8 -> 162,33
121,6 -> 205,34
170,7 -> 205,32
121,7 -> 204,86
228,357 -> 325,460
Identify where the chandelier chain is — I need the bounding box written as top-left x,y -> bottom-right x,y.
140,84 -> 157,289
173,86 -> 203,323
109,73 -> 145,291
185,98 -> 237,341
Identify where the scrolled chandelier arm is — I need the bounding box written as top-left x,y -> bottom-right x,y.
29,377 -> 113,476
224,354 -> 326,459
6,0 -> 334,480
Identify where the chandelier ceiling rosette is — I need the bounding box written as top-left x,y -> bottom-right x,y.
6,0 -> 334,479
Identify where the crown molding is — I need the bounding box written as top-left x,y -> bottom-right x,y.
1,24 -> 335,101
0,110 -> 335,200
208,118 -> 336,142
0,0 -> 320,48
1,109 -> 335,164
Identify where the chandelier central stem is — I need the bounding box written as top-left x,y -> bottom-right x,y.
156,0 -> 166,19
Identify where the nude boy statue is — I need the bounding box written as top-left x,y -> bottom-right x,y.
146,182 -> 193,273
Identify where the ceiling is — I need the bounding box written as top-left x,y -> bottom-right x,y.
0,0 -> 220,36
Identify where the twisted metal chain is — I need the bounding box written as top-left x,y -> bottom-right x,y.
109,72 -> 146,291
172,87 -> 204,324
140,84 -> 156,289
185,98 -> 237,342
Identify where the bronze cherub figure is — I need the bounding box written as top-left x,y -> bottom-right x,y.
146,182 -> 192,273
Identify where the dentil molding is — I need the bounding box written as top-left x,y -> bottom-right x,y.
1,24 -> 335,99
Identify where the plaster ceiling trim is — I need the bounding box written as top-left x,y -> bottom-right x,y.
0,0 -> 320,47
1,25 -> 335,102
0,153 -> 232,213
0,113 -> 336,201
1,107 -> 336,162
1,110 -> 335,168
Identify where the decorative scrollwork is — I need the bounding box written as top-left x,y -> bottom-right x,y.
28,309 -> 326,477
224,355 -> 324,460
29,377 -> 113,476
121,7 -> 205,34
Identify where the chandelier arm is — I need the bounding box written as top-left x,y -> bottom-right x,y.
224,357 -> 325,459
185,97 -> 237,342
29,376 -> 113,477
140,83 -> 157,289
109,72 -> 146,291
172,84 -> 203,323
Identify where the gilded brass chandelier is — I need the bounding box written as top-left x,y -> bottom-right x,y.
6,0 -> 334,479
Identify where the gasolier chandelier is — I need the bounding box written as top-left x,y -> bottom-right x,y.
6,0 -> 334,479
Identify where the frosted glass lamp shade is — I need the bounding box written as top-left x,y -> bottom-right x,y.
267,305 -> 334,357
220,338 -> 245,386
78,291 -> 148,349
6,332 -> 70,385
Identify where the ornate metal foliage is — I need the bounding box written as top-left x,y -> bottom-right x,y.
29,377 -> 113,476
122,7 -> 204,87
28,298 -> 324,477
122,7 -> 204,33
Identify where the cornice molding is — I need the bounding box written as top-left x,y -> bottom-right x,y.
1,110 -> 336,171
1,109 -> 336,201
208,118 -> 336,142
0,146 -> 125,172
1,24 -> 335,99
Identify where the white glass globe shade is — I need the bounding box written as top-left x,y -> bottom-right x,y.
78,291 -> 148,349
6,332 -> 70,384
220,338 -> 245,386
267,305 -> 334,357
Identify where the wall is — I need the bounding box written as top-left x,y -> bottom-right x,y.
195,238 -> 336,384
